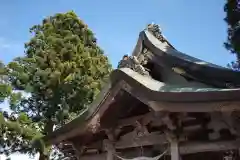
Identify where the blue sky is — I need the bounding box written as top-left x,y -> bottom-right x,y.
0,0 -> 236,67
0,0 -> 235,159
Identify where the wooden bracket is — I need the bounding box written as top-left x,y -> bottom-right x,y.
105,129 -> 116,142
134,120 -> 149,137
154,111 -> 176,130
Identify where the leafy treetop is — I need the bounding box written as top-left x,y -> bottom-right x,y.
2,11 -> 112,159
224,0 -> 240,68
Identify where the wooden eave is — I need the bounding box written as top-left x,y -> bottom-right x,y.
44,68 -> 240,145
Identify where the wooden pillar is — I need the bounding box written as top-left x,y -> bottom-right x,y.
103,139 -> 115,160
106,150 -> 114,160
71,143 -> 82,160
170,139 -> 180,160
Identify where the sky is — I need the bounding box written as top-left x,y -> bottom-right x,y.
0,0 -> 235,159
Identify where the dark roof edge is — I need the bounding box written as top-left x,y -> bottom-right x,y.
132,30 -> 240,87
111,68 -> 240,102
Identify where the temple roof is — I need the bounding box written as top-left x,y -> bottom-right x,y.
43,25 -> 240,147
133,30 -> 240,88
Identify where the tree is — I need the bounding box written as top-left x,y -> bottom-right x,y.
0,60 -> 40,159
224,0 -> 240,69
4,11 -> 112,159
0,61 -> 11,102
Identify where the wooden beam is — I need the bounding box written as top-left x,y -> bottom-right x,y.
149,101 -> 240,112
80,153 -> 107,160
85,132 -> 167,150
115,139 -> 240,155
113,111 -> 170,129
179,140 -> 240,154
113,111 -> 166,129
112,132 -> 240,153
115,132 -> 167,149
81,139 -> 240,159
116,112 -> 153,128
116,139 -> 240,154
86,128 -> 240,156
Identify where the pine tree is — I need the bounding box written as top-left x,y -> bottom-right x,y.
0,60 -> 39,158
4,11 -> 112,159
224,0 -> 240,69
0,61 -> 11,102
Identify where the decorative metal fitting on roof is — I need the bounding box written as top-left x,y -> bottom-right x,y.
117,55 -> 149,76
146,23 -> 165,42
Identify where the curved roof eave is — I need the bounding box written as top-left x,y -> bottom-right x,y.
111,68 -> 240,102
44,68 -> 240,145
133,30 -> 240,87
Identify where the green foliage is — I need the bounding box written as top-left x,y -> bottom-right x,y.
2,11 -> 112,159
0,61 -> 12,103
224,0 -> 240,68
0,111 -> 41,156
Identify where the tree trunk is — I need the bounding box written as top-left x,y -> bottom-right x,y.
38,120 -> 54,160
44,120 -> 54,135
39,152 -> 48,160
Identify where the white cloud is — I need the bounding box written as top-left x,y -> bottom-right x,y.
0,37 -> 24,63
0,38 -> 11,49
0,37 -> 22,51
